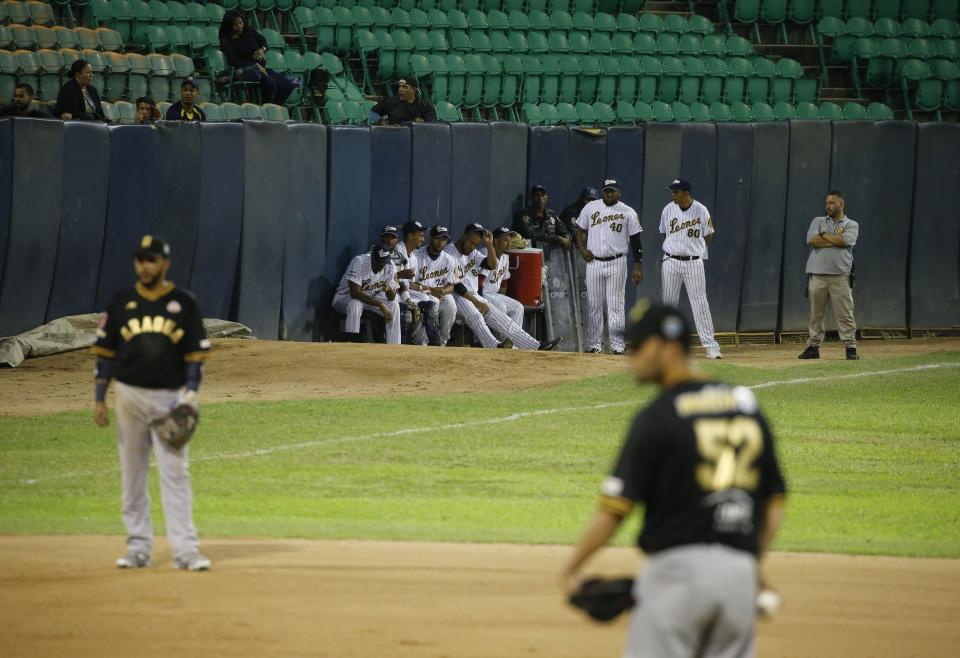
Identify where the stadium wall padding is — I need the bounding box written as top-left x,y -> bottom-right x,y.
910,123 -> 960,328
3,121 -> 960,343
0,119 -> 63,336
410,123 -> 452,228
282,123 -> 328,342
710,124 -> 753,333
47,122 -> 110,321
739,122 -> 789,332
488,122 -> 528,229
238,121 -> 288,339
450,122 -> 492,235
152,121 -> 202,287
369,126 -> 411,243
190,123 -> 244,321
0,120 -> 11,297
781,121 -> 833,332
95,125 -> 157,311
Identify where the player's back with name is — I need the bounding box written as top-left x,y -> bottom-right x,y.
607,381 -> 785,556
94,284 -> 208,389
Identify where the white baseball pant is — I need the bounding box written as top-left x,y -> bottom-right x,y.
333,294 -> 401,344
660,257 -> 720,352
453,294 -> 540,349
585,256 -> 628,352
114,381 -> 199,561
436,293 -> 457,346
484,291 -> 525,327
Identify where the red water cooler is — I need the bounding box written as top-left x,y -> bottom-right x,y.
507,248 -> 544,308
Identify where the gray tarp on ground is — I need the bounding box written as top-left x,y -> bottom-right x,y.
0,315 -> 252,367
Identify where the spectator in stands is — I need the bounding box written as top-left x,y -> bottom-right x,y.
219,10 -> 296,106
166,79 -> 206,122
559,187 -> 598,238
369,76 -> 436,125
0,83 -> 50,118
513,184 -> 572,251
53,59 -> 105,121
134,97 -> 160,124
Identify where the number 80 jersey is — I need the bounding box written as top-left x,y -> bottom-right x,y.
659,199 -> 714,259
600,381 -> 787,556
575,199 -> 642,258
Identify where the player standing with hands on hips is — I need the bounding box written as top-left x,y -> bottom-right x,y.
576,179 -> 643,355
562,302 -> 787,657
660,179 -> 723,359
92,236 -> 212,571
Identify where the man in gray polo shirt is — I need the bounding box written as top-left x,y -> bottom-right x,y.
799,190 -> 859,360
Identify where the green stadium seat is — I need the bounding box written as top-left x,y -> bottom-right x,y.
113,99 -> 135,122
873,0 -> 901,19
593,12 -> 616,34
480,53 -> 503,108
558,54 -> 580,104
663,14 -> 688,35
99,27 -> 126,53
747,69 -> 771,103
727,35 -> 754,56
671,101 -> 692,121
866,101 -> 895,118
819,0 -> 844,17
144,25 -> 171,54
590,32 -> 613,53
148,0 -> 171,24
899,18 -> 930,37
262,100 -> 289,121
615,13 -> 639,34
615,100 -> 636,123
931,0 -> 959,19
690,101 -> 712,121
539,53 -> 561,104
701,57 -> 727,104
167,1 -> 189,24
522,101 -> 543,125
774,100 -> 797,118
658,55 -> 684,102
571,10 -> 594,35
240,102 -> 263,120
842,101 -> 868,118
687,15 -> 714,36
930,19 -> 960,40
752,101 -> 775,120
639,14 -> 663,34
520,55 -> 542,103
818,100 -> 844,118
538,101 -> 559,125
462,53 -> 485,108
147,53 -> 174,101
702,33 -> 728,56
470,30 -> 494,53
679,57 -> 706,104
596,55 -> 619,104
103,50 -> 129,99
730,101 -> 753,121
873,18 -> 900,38
34,25 -> 58,50
36,49 -> 63,100
527,30 -> 549,53
762,0 -> 789,25
907,38 -> 936,59
796,100 -> 820,118
943,77 -> 960,109
568,31 -> 590,54
529,9 -> 551,34
200,101 -> 223,121
901,0 -> 931,19
550,10 -> 573,33
707,101 -> 730,121
657,33 -> 680,56
724,56 -> 752,103
634,100 -> 654,121
679,34 -> 703,56
5,1 -> 30,24
790,0 -> 817,24
846,0 -> 872,19
11,25 -> 35,50
574,101 -> 596,124
633,32 -> 657,55
617,56 -> 640,102
0,25 -> 14,50
556,101 -> 578,124
80,49 -> 108,91
0,50 -> 17,102
578,55 -> 601,102
735,0 -> 761,25
102,100 -> 118,122
651,100 -> 674,121
637,55 -> 660,104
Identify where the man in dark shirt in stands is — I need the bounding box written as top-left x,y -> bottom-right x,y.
559,186 -> 598,238
166,79 -> 206,122
369,76 -> 436,125
0,83 -> 50,118
513,184 -> 571,251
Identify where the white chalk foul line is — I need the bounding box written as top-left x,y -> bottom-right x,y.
6,362 -> 958,486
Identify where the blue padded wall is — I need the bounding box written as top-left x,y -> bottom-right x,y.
152,121 -> 202,286
489,122 -> 529,229
638,123 -> 682,304
566,128 -> 607,209
369,126 -> 411,244
410,123 -> 452,228
527,126 -> 570,219
450,122 -> 492,234
0,120 -> 11,296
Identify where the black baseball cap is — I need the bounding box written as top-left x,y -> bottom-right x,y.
602,178 -> 620,192
381,225 -> 400,238
531,184 -> 547,194
624,301 -> 691,353
465,222 -> 484,235
397,75 -> 419,88
430,224 -> 450,238
403,220 -> 425,236
667,178 -> 692,192
370,244 -> 393,261
133,235 -> 170,259
582,186 -> 599,200
181,78 -> 199,90
493,226 -> 517,238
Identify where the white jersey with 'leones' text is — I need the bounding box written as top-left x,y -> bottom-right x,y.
576,199 -> 642,258
482,252 -> 510,295
659,200 -> 714,259
335,254 -> 398,298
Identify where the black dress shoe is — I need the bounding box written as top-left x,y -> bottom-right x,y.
539,337 -> 563,351
798,346 -> 820,359
846,347 -> 859,360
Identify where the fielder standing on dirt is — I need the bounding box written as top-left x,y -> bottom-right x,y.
91,235 -> 212,572
562,302 -> 787,657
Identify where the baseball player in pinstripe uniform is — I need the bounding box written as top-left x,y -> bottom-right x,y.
332,245 -> 402,344
412,225 -> 459,346
480,226 -> 525,327
575,179 -> 644,355
660,179 -> 723,360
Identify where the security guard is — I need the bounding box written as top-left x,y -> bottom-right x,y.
799,190 -> 859,360
559,186 -> 599,238
513,184 -> 572,251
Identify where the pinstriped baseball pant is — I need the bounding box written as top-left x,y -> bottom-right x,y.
453,294 -> 540,349
586,257 -> 628,352
484,292 -> 525,327
661,257 -> 720,352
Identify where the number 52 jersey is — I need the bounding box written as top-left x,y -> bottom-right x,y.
600,381 -> 787,556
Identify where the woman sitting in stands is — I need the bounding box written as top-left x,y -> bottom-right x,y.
218,10 -> 297,106
53,59 -> 105,121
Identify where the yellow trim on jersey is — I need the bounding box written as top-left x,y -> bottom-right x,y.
599,495 -> 634,517
135,281 -> 175,302
183,351 -> 209,362
90,345 -> 116,358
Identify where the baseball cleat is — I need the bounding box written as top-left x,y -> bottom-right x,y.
497,338 -> 513,349
846,347 -> 859,360
586,348 -> 601,354
798,346 -> 820,359
611,350 -> 624,356
706,352 -> 723,360
539,337 -> 563,351
173,552 -> 211,572
116,549 -> 151,569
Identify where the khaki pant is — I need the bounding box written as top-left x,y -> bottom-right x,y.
807,274 -> 857,348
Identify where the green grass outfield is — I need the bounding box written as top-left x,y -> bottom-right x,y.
1,351 -> 959,558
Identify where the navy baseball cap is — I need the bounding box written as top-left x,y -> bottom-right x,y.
181,77 -> 199,90
402,220 -> 425,236
397,75 -> 420,88
531,184 -> 547,194
430,224 -> 450,238
602,178 -> 621,192
381,225 -> 400,238
493,226 -> 517,238
465,222 -> 484,235
667,178 -> 692,192
134,235 -> 170,259
624,301 -> 691,353
582,186 -> 599,200
370,244 -> 393,261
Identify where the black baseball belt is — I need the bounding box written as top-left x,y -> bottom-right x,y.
593,254 -> 625,262
665,253 -> 700,261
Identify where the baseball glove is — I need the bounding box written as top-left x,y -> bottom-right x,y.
569,577 -> 637,622
151,404 -> 199,450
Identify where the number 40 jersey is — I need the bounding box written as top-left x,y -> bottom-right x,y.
599,381 -> 787,556
576,198 -> 642,258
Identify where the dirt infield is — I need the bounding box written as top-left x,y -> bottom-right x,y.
3,337 -> 958,416
1,535 -> 958,658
